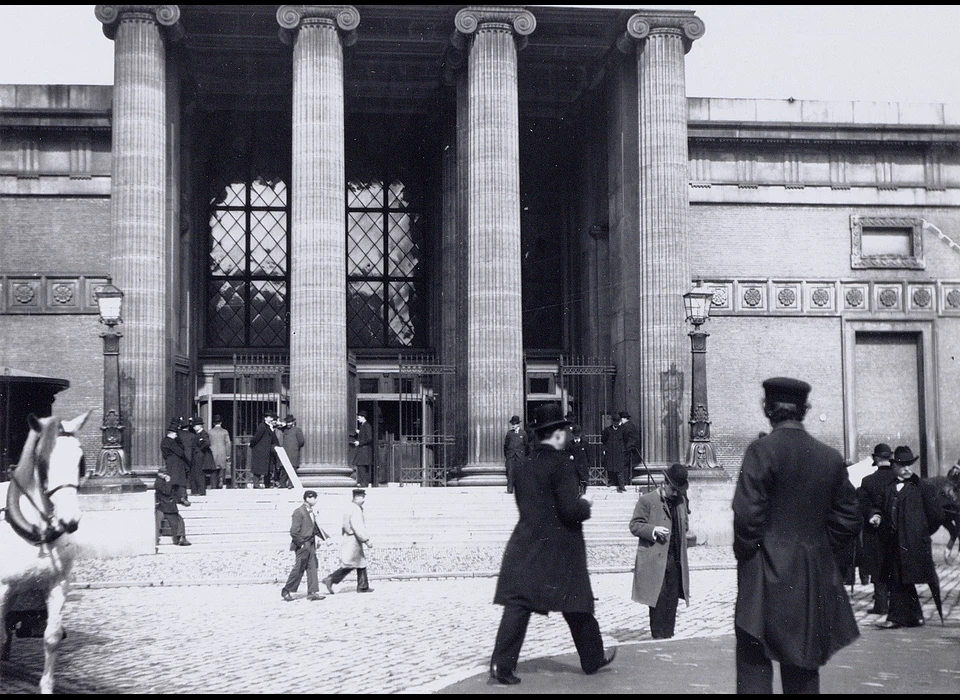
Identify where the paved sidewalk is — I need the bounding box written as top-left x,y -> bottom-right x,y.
1,562 -> 957,693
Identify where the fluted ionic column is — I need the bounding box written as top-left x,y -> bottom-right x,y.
277,5 -> 359,486
620,11 -> 705,468
95,5 -> 180,473
452,7 -> 535,484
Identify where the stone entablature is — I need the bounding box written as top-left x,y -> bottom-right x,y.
703,278 -> 960,317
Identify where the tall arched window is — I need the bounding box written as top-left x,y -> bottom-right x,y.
207,172 -> 289,348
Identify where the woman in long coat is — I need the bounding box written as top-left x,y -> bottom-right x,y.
249,413 -> 278,488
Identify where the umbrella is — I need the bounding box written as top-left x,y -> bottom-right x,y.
846,457 -> 876,489
929,572 -> 945,626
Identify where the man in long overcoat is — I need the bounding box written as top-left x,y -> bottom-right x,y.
503,414 -> 527,494
872,445 -> 944,629
155,463 -> 190,546
489,404 -> 616,685
733,377 -> 861,694
353,411 -> 375,487
321,489 -> 374,594
856,443 -> 896,614
569,424 -> 589,495
208,415 -> 232,489
618,412 -> 640,492
630,462 -> 690,639
249,412 -> 278,488
600,413 -> 621,489
281,415 -> 305,473
189,416 -> 213,496
160,417 -> 190,506
178,416 -> 201,495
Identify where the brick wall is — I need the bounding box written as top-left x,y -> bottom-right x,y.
705,315 -> 845,468
689,204 -> 960,281
0,314 -> 104,459
0,197 -> 111,272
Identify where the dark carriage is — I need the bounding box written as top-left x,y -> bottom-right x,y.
1,366 -> 70,657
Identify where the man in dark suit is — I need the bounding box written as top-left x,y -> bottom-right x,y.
569,424 -> 589,495
160,417 -> 191,506
178,416 -> 201,496
503,414 -> 527,494
600,412 -> 620,488
281,490 -> 326,602
155,462 -> 191,546
733,377 -> 861,694
489,404 -> 617,685
353,410 -> 375,487
249,412 -> 279,489
618,411 -> 641,492
856,443 -> 897,615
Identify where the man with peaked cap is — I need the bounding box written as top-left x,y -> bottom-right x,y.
489,404 -> 617,685
856,443 -> 896,614
733,377 -> 861,694
630,462 -> 690,639
353,410 -> 375,487
872,445 -> 944,629
321,488 -> 374,594
503,414 -> 527,494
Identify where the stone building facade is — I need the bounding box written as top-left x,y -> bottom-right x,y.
1,5 -> 958,485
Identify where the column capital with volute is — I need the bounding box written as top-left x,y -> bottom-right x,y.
94,5 -> 181,41
616,10 -> 705,55
452,6 -> 536,51
276,5 -> 360,46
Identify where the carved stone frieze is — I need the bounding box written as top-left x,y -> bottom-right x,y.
1,275 -> 106,314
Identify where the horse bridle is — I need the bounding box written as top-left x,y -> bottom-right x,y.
3,428 -> 82,545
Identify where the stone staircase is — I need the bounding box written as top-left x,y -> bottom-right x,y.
157,485 -> 648,554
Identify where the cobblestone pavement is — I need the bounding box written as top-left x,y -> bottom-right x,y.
1,560 -> 957,694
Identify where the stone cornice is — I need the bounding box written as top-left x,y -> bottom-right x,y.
452,6 -> 537,51
617,10 -> 705,55
95,5 -> 181,41
276,5 -> 360,47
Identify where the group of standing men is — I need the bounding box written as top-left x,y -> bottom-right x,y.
249,412 -> 305,489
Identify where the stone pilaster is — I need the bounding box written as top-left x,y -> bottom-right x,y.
95,4 -> 180,473
452,7 -> 535,484
277,5 -> 359,486
620,11 -> 705,469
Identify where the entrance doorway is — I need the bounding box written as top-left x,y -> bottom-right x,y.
853,331 -> 927,475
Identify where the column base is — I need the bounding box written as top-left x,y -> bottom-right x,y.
452,463 -> 507,486
631,462 -> 665,487
79,474 -> 147,494
298,464 -> 357,488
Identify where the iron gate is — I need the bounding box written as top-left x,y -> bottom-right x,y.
227,352 -> 287,488
395,354 -> 455,486
557,355 -> 617,486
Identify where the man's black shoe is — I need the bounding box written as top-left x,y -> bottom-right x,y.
281,590 -> 294,602
489,664 -> 521,685
586,646 -> 617,675
307,593 -> 326,601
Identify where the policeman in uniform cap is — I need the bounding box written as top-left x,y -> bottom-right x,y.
732,377 -> 861,694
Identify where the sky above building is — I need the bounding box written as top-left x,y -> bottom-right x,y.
1,4 -> 958,104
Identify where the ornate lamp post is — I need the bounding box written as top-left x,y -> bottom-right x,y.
683,282 -> 720,469
83,283 -> 145,493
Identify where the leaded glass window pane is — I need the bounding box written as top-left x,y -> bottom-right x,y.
348,178 -> 384,209
208,280 -> 246,347
249,280 -> 287,347
209,210 -> 246,276
250,210 -> 287,276
347,281 -> 384,348
387,281 -> 420,347
250,176 -> 287,208
388,212 -> 422,277
347,212 -> 384,276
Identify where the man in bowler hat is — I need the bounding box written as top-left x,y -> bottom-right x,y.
856,443 -> 896,614
489,404 -> 616,685
503,415 -> 527,494
733,377 -> 861,694
871,445 -> 944,629
630,462 -> 690,639
281,490 -> 326,602
618,411 -> 641,492
353,411 -> 375,487
160,417 -> 191,506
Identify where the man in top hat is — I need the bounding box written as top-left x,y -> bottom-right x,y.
733,377 -> 861,694
249,411 -> 279,488
856,443 -> 897,615
489,404 -> 617,685
177,415 -> 201,495
618,411 -> 641,492
629,462 -> 690,639
189,416 -> 214,496
159,417 -> 191,507
281,414 -> 305,479
601,412 -> 621,489
503,414 -> 527,494
353,410 -> 375,487
207,414 -> 232,489
871,445 -> 944,629
321,489 -> 374,594
281,490 -> 327,602
569,424 -> 589,496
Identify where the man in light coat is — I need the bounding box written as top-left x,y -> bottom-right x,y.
629,462 -> 690,639
207,414 -> 232,489
733,377 -> 861,694
321,489 -> 374,594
